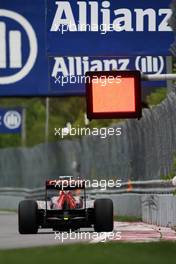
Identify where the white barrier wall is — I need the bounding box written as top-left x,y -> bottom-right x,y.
142,194 -> 176,227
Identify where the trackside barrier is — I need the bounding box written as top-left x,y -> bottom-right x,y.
1,180 -> 176,226
0,180 -> 174,199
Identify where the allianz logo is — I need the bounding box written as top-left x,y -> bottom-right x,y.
0,22 -> 22,69
0,9 -> 37,85
52,56 -> 165,78
51,1 -> 172,32
3,111 -> 21,130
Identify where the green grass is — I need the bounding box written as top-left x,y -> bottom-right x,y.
114,215 -> 142,222
1,242 -> 176,264
0,211 -> 141,222
0,211 -> 141,221
0,209 -> 17,213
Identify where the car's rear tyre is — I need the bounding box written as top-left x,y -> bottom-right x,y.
94,198 -> 113,232
18,200 -> 38,234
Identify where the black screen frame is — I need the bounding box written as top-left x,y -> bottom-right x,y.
86,70 -> 142,120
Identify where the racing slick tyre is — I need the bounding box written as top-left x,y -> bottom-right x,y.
94,198 -> 113,232
18,200 -> 38,234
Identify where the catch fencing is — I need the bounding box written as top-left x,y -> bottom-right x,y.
1,93 -> 176,188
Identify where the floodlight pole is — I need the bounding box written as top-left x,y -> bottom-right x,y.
21,108 -> 26,147
45,97 -> 50,142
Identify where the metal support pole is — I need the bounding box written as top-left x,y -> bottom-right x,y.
141,73 -> 176,81
166,56 -> 173,93
45,97 -> 50,142
21,108 -> 26,147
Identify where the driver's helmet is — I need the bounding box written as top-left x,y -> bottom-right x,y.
73,188 -> 81,196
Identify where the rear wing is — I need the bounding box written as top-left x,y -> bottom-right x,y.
46,179 -> 85,190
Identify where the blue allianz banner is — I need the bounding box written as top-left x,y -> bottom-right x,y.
0,0 -> 48,96
47,0 -> 173,56
0,108 -> 22,133
0,1 -> 172,96
49,55 -> 167,95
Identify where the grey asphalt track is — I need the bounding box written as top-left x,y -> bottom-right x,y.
1,212 -> 176,249
0,212 -> 92,249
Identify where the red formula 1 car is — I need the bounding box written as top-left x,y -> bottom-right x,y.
18,176 -> 113,234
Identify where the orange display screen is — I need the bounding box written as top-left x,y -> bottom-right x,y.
86,71 -> 142,119
92,77 -> 136,113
